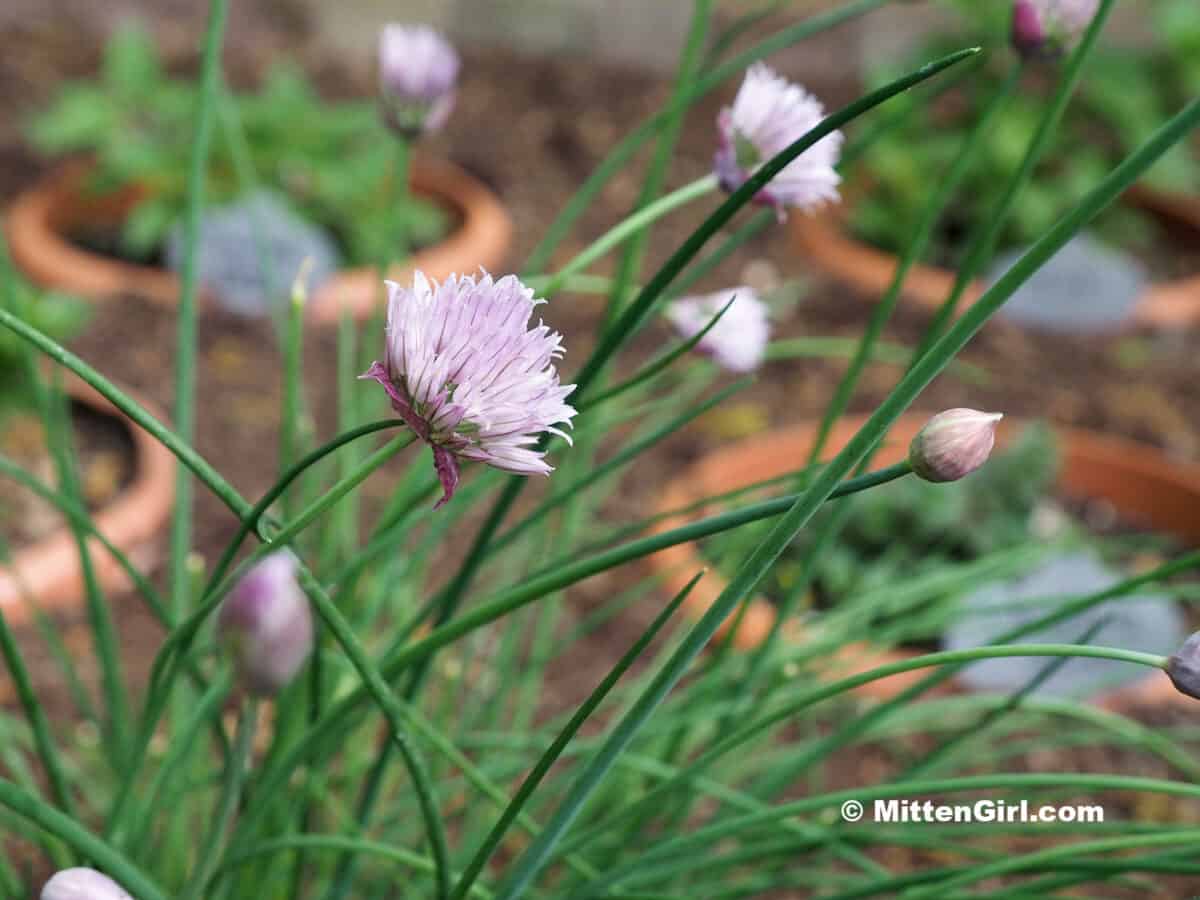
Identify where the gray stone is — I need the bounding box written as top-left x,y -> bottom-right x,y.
986,234 -> 1148,334
166,191 -> 341,318
943,552 -> 1184,700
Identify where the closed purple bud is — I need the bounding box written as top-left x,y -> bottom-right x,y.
378,24 -> 460,139
1167,632 -> 1200,700
908,409 -> 1003,483
1011,0 -> 1047,57
42,868 -> 132,900
217,553 -> 313,696
1011,0 -> 1098,59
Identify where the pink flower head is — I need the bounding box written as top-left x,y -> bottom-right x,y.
666,287 -> 770,373
42,869 -> 132,900
908,409 -> 1004,483
378,24 -> 460,137
714,63 -> 842,220
1011,0 -> 1098,59
362,272 -> 577,507
217,553 -> 313,697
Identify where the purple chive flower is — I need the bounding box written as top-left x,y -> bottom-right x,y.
378,24 -> 460,138
1011,0 -> 1098,59
217,553 -> 313,697
666,288 -> 770,373
908,409 -> 1004,483
714,63 -> 842,220
42,869 -> 132,900
361,272 -> 577,507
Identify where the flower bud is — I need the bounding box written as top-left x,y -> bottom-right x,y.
1010,0 -> 1047,57
42,868 -> 132,900
378,24 -> 460,139
908,409 -> 1003,483
1167,632 -> 1200,700
217,553 -> 313,696
1011,0 -> 1098,60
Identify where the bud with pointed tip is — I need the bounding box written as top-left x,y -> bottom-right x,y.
42,868 -> 132,900
1167,632 -> 1200,700
908,409 -> 1003,483
1011,0 -> 1098,60
217,553 -> 313,696
378,24 -> 460,139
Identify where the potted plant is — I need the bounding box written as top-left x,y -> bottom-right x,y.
6,26 -> 512,323
0,282 -> 175,622
793,0 -> 1200,330
649,413 -> 1200,711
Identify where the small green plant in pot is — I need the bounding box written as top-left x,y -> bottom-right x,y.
853,0 -> 1199,266
831,0 -> 1200,331
25,24 -> 458,314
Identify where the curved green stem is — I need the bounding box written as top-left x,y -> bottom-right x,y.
204,419 -> 406,596
0,777 -> 167,900
216,836 -> 492,899
170,0 -> 230,629
232,463 -> 913,841
0,308 -> 252,520
180,697 -> 257,900
535,175 -> 718,300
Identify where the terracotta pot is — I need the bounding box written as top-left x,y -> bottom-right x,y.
790,186 -> 1200,329
5,158 -> 513,324
648,415 -> 1200,710
0,377 -> 175,625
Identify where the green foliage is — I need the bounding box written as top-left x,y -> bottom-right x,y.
29,24 -> 450,265
714,425 -> 1059,620
4,3 -> 1200,899
850,1 -> 1200,262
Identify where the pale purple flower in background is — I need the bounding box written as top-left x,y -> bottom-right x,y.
218,553 -> 313,696
378,24 -> 460,138
1011,0 -> 1099,59
908,409 -> 1004,483
714,63 -> 842,220
42,868 -> 132,900
362,271 -> 577,507
666,288 -> 770,373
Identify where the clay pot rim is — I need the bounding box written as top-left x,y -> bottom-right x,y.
4,157 -> 513,325
791,184 -> 1200,330
0,375 -> 176,627
647,415 -> 1200,712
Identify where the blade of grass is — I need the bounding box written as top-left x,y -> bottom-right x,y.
451,571 -> 703,900
0,777 -> 167,900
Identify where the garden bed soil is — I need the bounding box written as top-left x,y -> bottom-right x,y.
2,20 -> 1200,890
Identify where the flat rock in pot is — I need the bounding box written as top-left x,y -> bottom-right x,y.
943,551 -> 1183,700
986,234 -> 1147,334
166,191 -> 340,318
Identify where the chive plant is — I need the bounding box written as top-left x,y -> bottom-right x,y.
2,0 -> 1200,898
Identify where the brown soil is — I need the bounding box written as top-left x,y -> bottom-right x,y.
2,11 -> 1200,895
